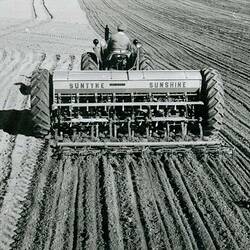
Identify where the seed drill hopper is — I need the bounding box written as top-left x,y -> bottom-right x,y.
29,26 -> 224,154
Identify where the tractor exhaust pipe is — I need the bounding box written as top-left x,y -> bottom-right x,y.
105,25 -> 110,41
133,39 -> 142,70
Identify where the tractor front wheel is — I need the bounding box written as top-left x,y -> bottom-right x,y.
81,53 -> 98,70
139,50 -> 155,70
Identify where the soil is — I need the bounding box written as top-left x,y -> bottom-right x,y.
0,0 -> 250,249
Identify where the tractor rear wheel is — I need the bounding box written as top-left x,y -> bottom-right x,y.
200,67 -> 224,135
30,69 -> 50,138
81,53 -> 98,70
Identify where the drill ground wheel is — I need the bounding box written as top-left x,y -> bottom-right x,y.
139,50 -> 155,70
30,69 -> 50,138
200,67 -> 224,135
81,53 -> 98,70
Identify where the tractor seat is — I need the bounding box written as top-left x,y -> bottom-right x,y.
108,50 -> 131,61
113,49 -> 131,55
111,53 -> 128,61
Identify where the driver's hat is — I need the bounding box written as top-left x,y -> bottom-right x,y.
117,24 -> 127,31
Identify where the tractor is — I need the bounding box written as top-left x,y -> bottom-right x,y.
28,25 -> 224,151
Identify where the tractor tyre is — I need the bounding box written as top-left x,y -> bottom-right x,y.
81,53 -> 98,70
30,69 -> 50,138
200,67 -> 224,135
139,50 -> 155,70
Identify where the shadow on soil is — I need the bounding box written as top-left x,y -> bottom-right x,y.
0,110 -> 33,136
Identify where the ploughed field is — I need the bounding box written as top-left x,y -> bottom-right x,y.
0,0 -> 250,249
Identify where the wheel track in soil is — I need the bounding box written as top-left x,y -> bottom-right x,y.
0,136 -> 45,249
0,132 -> 16,210
18,141 -> 54,250
32,0 -> 53,20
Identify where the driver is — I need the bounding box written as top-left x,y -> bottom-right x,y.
106,24 -> 132,59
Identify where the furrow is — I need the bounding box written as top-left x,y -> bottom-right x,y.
110,155 -> 148,249
50,157 -> 76,250
163,154 -> 217,249
128,154 -> 173,249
